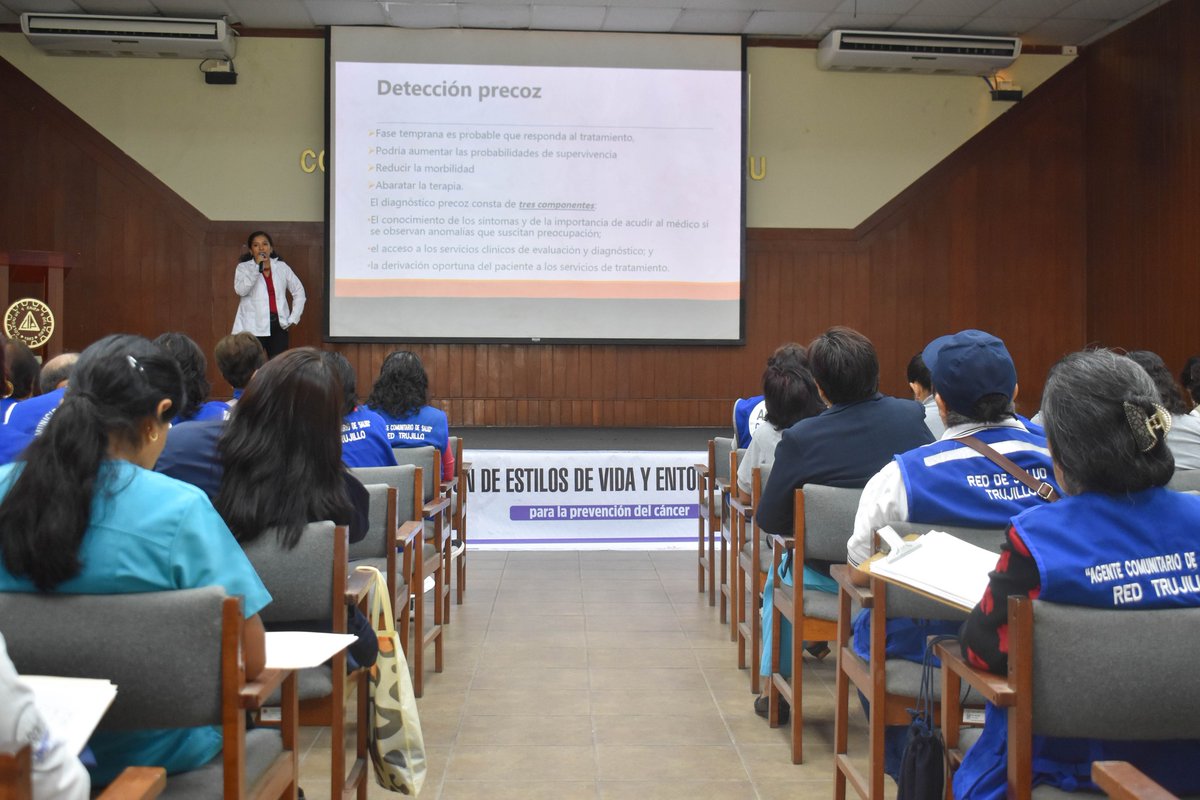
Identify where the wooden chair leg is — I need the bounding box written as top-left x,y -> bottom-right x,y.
412,550 -> 425,698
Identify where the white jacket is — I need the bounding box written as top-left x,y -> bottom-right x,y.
232,258 -> 305,336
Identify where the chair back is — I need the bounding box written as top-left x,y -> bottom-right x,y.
241,520 -> 346,624
391,445 -> 438,502
350,482 -> 394,562
800,485 -> 863,563
351,464 -> 422,522
447,436 -> 459,475
0,587 -> 228,730
880,521 -> 1006,620
1025,598 -> 1200,740
1167,469 -> 1200,493
713,437 -> 735,484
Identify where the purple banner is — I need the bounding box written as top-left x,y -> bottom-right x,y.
509,503 -> 698,522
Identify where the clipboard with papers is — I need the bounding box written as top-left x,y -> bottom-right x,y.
858,525 -> 1000,612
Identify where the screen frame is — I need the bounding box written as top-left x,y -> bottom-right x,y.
322,28 -> 747,347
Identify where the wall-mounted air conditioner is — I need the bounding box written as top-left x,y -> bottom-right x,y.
21,13 -> 236,60
816,30 -> 1020,75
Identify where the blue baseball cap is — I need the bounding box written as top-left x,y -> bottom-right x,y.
921,330 -> 1017,417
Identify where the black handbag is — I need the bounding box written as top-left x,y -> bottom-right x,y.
896,634 -> 958,800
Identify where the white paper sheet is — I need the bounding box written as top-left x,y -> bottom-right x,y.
871,528 -> 1000,610
264,632 -> 358,670
20,675 -> 117,755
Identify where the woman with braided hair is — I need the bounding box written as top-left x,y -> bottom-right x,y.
956,348 -> 1200,799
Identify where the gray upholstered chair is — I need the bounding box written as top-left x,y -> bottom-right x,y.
0,587 -> 298,800
1167,469 -> 1200,493
240,522 -> 369,800
937,597 -> 1200,800
350,482 -> 422,661
351,463 -> 443,696
833,520 -> 1005,800
390,445 -> 454,625
768,484 -> 862,763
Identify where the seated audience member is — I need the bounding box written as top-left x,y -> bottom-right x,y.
733,393 -> 767,449
215,348 -> 374,666
214,332 -> 266,405
956,349 -> 1200,799
154,418 -> 226,501
0,352 -> 78,464
752,327 -> 934,719
1127,350 -> 1200,469
1180,354 -> 1200,415
154,332 -> 229,424
907,352 -> 945,439
736,343 -> 825,500
2,340 -> 39,421
0,334 -> 269,786
366,350 -> 455,481
848,329 -> 1060,777
1,631 -> 90,799
323,351 -> 397,469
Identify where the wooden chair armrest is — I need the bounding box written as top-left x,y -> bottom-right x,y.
714,477 -> 731,493
693,463 -> 709,478
728,496 -> 753,519
423,496 -> 451,516
240,668 -> 293,709
933,642 -> 1016,706
460,460 -> 472,471
97,767 -> 167,800
440,479 -> 454,494
396,520 -> 423,547
831,564 -> 873,607
768,534 -> 794,551
1092,761 -> 1177,800
345,568 -> 373,604
94,767 -> 165,796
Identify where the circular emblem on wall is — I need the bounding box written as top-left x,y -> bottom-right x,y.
4,299 -> 55,349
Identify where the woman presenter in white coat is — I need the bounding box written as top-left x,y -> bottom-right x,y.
232,230 -> 306,358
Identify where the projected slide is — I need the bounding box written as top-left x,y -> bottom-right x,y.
328,29 -> 743,343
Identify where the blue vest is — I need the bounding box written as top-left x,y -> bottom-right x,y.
733,395 -> 765,449
854,424 -> 1059,665
897,425 -> 1056,529
340,407 -> 398,468
0,387 -> 65,464
954,488 -> 1200,800
371,405 -> 449,455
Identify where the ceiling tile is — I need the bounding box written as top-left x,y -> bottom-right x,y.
1022,14 -> 1109,44
149,0 -> 234,18
0,5 -> 18,20
907,0 -> 993,14
226,0 -> 313,27
816,12 -> 903,32
1058,0 -> 1155,20
601,6 -> 681,32
979,0 -> 1075,18
743,9 -> 829,35
530,4 -> 605,30
457,2 -> 530,27
672,8 -> 751,33
835,0 -> 920,14
383,3 -> 458,27
958,15 -> 1040,35
75,0 -> 159,13
891,14 -> 968,32
307,0 -> 385,25
2,0 -> 83,11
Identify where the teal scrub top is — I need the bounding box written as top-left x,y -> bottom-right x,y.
0,460 -> 271,785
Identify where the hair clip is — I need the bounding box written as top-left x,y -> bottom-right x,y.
1124,401 -> 1172,453
127,355 -> 145,373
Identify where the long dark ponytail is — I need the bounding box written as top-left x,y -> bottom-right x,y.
0,334 -> 183,590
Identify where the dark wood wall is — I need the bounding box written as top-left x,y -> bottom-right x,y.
1085,0 -> 1200,372
7,1 -> 1180,427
